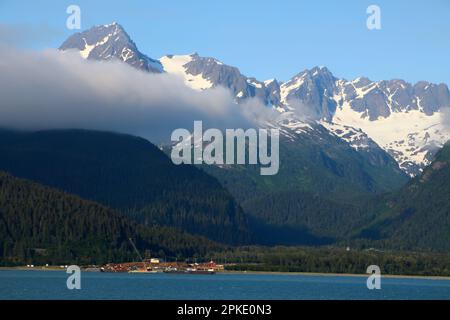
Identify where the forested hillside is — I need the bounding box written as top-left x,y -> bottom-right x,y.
0,171 -> 221,265
202,130 -> 408,245
0,129 -> 250,245
356,142 -> 450,251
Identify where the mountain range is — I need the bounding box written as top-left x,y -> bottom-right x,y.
1,22 -> 449,265
60,22 -> 450,177
58,22 -> 450,249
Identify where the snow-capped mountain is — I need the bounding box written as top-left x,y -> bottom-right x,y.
157,54 -> 450,175
59,22 -> 450,176
159,56 -> 450,175
331,82 -> 450,176
159,53 -> 279,106
60,22 -> 163,73
277,68 -> 450,176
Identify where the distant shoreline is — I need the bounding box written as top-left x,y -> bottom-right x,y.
0,266 -> 66,272
221,270 -> 450,280
1,266 -> 450,280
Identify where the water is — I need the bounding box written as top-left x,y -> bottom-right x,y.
1,270 -> 449,300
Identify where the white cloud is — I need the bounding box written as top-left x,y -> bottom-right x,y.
0,45 -> 273,143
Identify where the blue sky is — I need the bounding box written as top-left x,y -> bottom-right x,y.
1,0 -> 449,84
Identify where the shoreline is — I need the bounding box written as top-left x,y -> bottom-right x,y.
1,266 -> 450,280
221,270 -> 450,280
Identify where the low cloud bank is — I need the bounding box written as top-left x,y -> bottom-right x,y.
0,45 -> 274,143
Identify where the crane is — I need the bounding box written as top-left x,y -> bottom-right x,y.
128,238 -> 148,272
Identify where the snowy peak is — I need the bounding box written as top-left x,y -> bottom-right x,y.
276,66 -> 450,176
59,22 -> 163,73
279,66 -> 450,123
280,66 -> 338,120
160,53 -> 281,107
334,77 -> 450,120
332,77 -> 450,176
159,53 -> 217,90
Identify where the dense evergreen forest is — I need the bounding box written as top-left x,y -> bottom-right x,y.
215,246 -> 450,276
355,142 -> 450,251
0,171 -> 222,266
242,191 -> 380,244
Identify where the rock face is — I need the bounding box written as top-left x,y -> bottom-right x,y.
279,66 -> 338,120
60,22 -> 450,176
